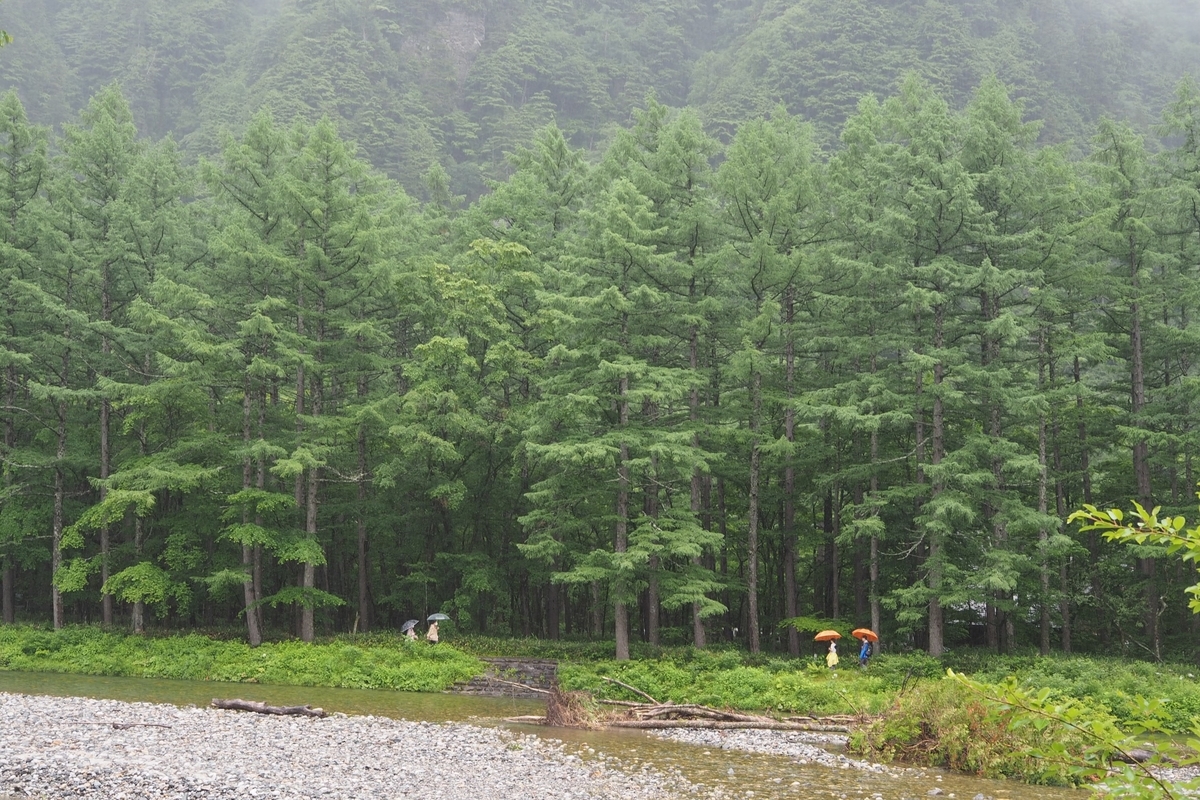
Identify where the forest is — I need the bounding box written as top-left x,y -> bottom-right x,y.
2,0 -> 1200,662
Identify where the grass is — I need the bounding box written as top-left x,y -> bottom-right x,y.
0,625 -> 482,692
4,624 -> 1200,737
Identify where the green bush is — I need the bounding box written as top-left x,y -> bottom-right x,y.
558,649 -> 895,715
849,678 -> 1094,785
943,652 -> 1200,732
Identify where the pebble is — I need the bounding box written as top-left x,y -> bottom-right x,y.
0,692 -> 697,799
652,729 -> 904,777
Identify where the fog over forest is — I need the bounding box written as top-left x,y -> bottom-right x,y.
2,0 -> 1200,194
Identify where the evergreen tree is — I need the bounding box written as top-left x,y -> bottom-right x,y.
0,91 -> 49,624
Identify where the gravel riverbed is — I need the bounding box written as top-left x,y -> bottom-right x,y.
652,729 -> 897,775
0,692 -> 699,800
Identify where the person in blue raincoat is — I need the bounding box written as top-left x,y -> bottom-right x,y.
858,637 -> 871,667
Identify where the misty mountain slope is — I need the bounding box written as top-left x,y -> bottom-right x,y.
692,0 -> 1199,143
1,0 -> 1198,192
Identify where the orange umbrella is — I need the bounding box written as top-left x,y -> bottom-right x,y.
852,628 -> 879,642
813,630 -> 842,641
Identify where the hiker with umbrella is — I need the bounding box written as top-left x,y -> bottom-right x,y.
401,619 -> 419,641
853,628 -> 878,667
426,613 -> 449,644
814,630 -> 841,669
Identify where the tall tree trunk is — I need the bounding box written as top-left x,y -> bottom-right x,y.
747,368 -> 762,654
869,352 -> 882,641
2,362 -> 14,624
644,410 -> 660,647
831,487 -> 840,621
928,304 -> 945,657
302,372 -> 322,644
614,373 -> 630,661
131,415 -> 147,634
131,516 -> 145,634
241,378 -> 262,647
1038,414 -> 1051,655
1052,359 -> 1071,654
718,477 -> 729,634
253,394 -> 267,638
546,581 -> 560,640
853,487 -> 867,620
99,270 -> 112,627
1130,258 -> 1156,657
981,290 -> 1008,652
646,537 -> 659,645
1075,353 -> 1104,645
1039,330 -> 1051,656
591,581 -> 603,638
356,374 -> 370,634
51,397 -> 67,630
913,350 -> 926,643
689,323 -> 707,649
294,285 -> 312,641
783,294 -> 799,656
0,564 -> 11,624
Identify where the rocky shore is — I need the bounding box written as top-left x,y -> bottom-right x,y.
0,693 -> 696,800
652,728 -> 897,774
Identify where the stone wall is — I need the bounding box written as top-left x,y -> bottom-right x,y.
452,658 -> 558,699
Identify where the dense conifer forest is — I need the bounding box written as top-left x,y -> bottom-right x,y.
3,0 -> 1200,661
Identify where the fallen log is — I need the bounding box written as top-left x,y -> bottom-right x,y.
607,719 -> 850,732
504,715 -> 548,724
785,714 -> 863,725
211,698 -> 326,718
628,703 -> 768,723
600,676 -> 659,704
1113,748 -> 1178,767
489,677 -> 553,695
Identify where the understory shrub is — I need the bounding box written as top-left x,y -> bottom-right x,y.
849,677 -> 1094,785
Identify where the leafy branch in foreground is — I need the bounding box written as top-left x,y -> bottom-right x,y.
950,670 -> 1197,799
1069,503 -> 1200,612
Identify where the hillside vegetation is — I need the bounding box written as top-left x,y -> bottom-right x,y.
0,0 -> 1197,193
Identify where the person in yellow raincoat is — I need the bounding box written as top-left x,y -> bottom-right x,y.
826,640 -> 839,669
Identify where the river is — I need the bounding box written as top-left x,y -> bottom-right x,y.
0,671 -> 1082,800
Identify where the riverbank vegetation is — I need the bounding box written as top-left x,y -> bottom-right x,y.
849,678 -> 1099,786
0,625 -> 482,692
8,624 -> 1200,740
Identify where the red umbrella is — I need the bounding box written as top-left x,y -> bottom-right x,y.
852,628 -> 879,642
813,630 -> 842,642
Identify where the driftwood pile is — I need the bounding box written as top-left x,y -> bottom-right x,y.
607,704 -> 850,732
505,676 -> 856,732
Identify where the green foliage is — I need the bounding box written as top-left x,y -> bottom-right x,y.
5,19 -> 1200,698
850,676 -> 1097,785
1072,503 -> 1200,612
559,649 -> 896,715
942,671 -> 1200,798
941,652 -> 1200,733
0,625 -> 482,692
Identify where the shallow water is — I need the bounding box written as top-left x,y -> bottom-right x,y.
0,670 -> 1082,800
0,669 -> 543,721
